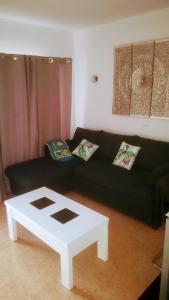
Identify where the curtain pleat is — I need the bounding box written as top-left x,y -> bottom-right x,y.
59,62 -> 72,139
0,54 -> 72,201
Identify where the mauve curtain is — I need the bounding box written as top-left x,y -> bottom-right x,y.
59,62 -> 72,139
0,54 -> 72,201
33,57 -> 72,155
0,55 -> 30,200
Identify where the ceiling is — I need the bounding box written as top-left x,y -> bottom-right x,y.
0,0 -> 169,31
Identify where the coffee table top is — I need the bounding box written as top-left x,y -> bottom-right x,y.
5,187 -> 109,245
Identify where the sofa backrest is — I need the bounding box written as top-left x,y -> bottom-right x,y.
71,127 -> 169,170
134,136 -> 169,170
97,130 -> 137,160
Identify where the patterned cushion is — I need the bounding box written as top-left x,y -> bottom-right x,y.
113,141 -> 141,170
47,140 -> 74,162
72,139 -> 99,161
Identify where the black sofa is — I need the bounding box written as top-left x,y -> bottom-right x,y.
5,127 -> 169,229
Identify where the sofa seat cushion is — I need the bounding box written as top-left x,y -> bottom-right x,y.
74,159 -> 151,201
5,157 -> 79,190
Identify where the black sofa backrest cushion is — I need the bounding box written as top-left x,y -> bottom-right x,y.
97,130 -> 137,160
72,127 -> 101,148
147,162 -> 169,186
44,144 -> 51,158
134,136 -> 169,170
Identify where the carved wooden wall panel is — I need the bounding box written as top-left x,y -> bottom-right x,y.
113,38 -> 169,118
151,40 -> 169,118
130,42 -> 154,116
113,46 -> 132,115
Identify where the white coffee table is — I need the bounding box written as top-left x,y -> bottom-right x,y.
5,187 -> 109,289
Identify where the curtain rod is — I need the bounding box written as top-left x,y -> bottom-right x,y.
0,53 -> 72,63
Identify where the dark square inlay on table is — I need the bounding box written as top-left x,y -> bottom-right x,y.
30,197 -> 55,209
51,208 -> 79,224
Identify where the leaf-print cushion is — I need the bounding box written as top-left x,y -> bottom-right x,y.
47,140 -> 74,162
72,139 -> 99,161
113,141 -> 141,170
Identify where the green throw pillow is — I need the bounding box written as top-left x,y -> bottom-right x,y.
47,140 -> 74,162
113,141 -> 141,170
72,139 -> 99,161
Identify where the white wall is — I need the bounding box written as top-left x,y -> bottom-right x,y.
0,18 -> 73,57
73,8 -> 169,141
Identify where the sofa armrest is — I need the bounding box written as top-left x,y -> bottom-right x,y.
151,173 -> 169,228
158,174 -> 169,205
147,162 -> 169,187
44,144 -> 51,158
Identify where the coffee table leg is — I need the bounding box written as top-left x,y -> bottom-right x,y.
97,222 -> 108,261
6,207 -> 17,241
60,249 -> 73,289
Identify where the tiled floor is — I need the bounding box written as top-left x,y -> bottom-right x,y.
0,191 -> 164,300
